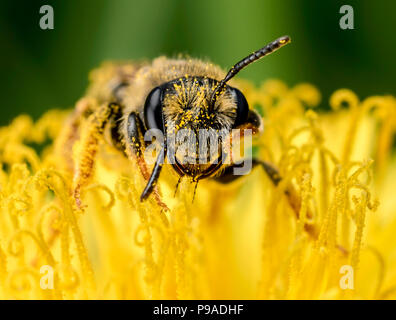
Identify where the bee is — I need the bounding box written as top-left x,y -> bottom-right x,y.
62,36 -> 291,210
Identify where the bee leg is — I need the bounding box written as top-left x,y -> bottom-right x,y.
72,102 -> 120,209
55,97 -> 96,172
108,105 -> 125,152
215,159 -> 319,238
214,159 -> 280,185
126,112 -> 169,211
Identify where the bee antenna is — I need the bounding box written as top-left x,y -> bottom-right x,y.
210,35 -> 291,107
192,180 -> 199,203
140,104 -> 168,202
174,176 -> 183,198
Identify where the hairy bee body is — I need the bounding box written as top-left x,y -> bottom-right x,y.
66,36 -> 291,208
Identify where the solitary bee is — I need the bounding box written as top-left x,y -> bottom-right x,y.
62,36 -> 291,210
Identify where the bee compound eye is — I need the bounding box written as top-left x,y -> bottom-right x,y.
231,87 -> 249,128
144,86 -> 164,132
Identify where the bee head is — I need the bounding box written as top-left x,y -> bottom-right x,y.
143,76 -> 261,179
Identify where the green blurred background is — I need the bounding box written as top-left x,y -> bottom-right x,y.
0,0 -> 395,125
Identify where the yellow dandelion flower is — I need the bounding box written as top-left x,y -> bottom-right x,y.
0,80 -> 395,300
